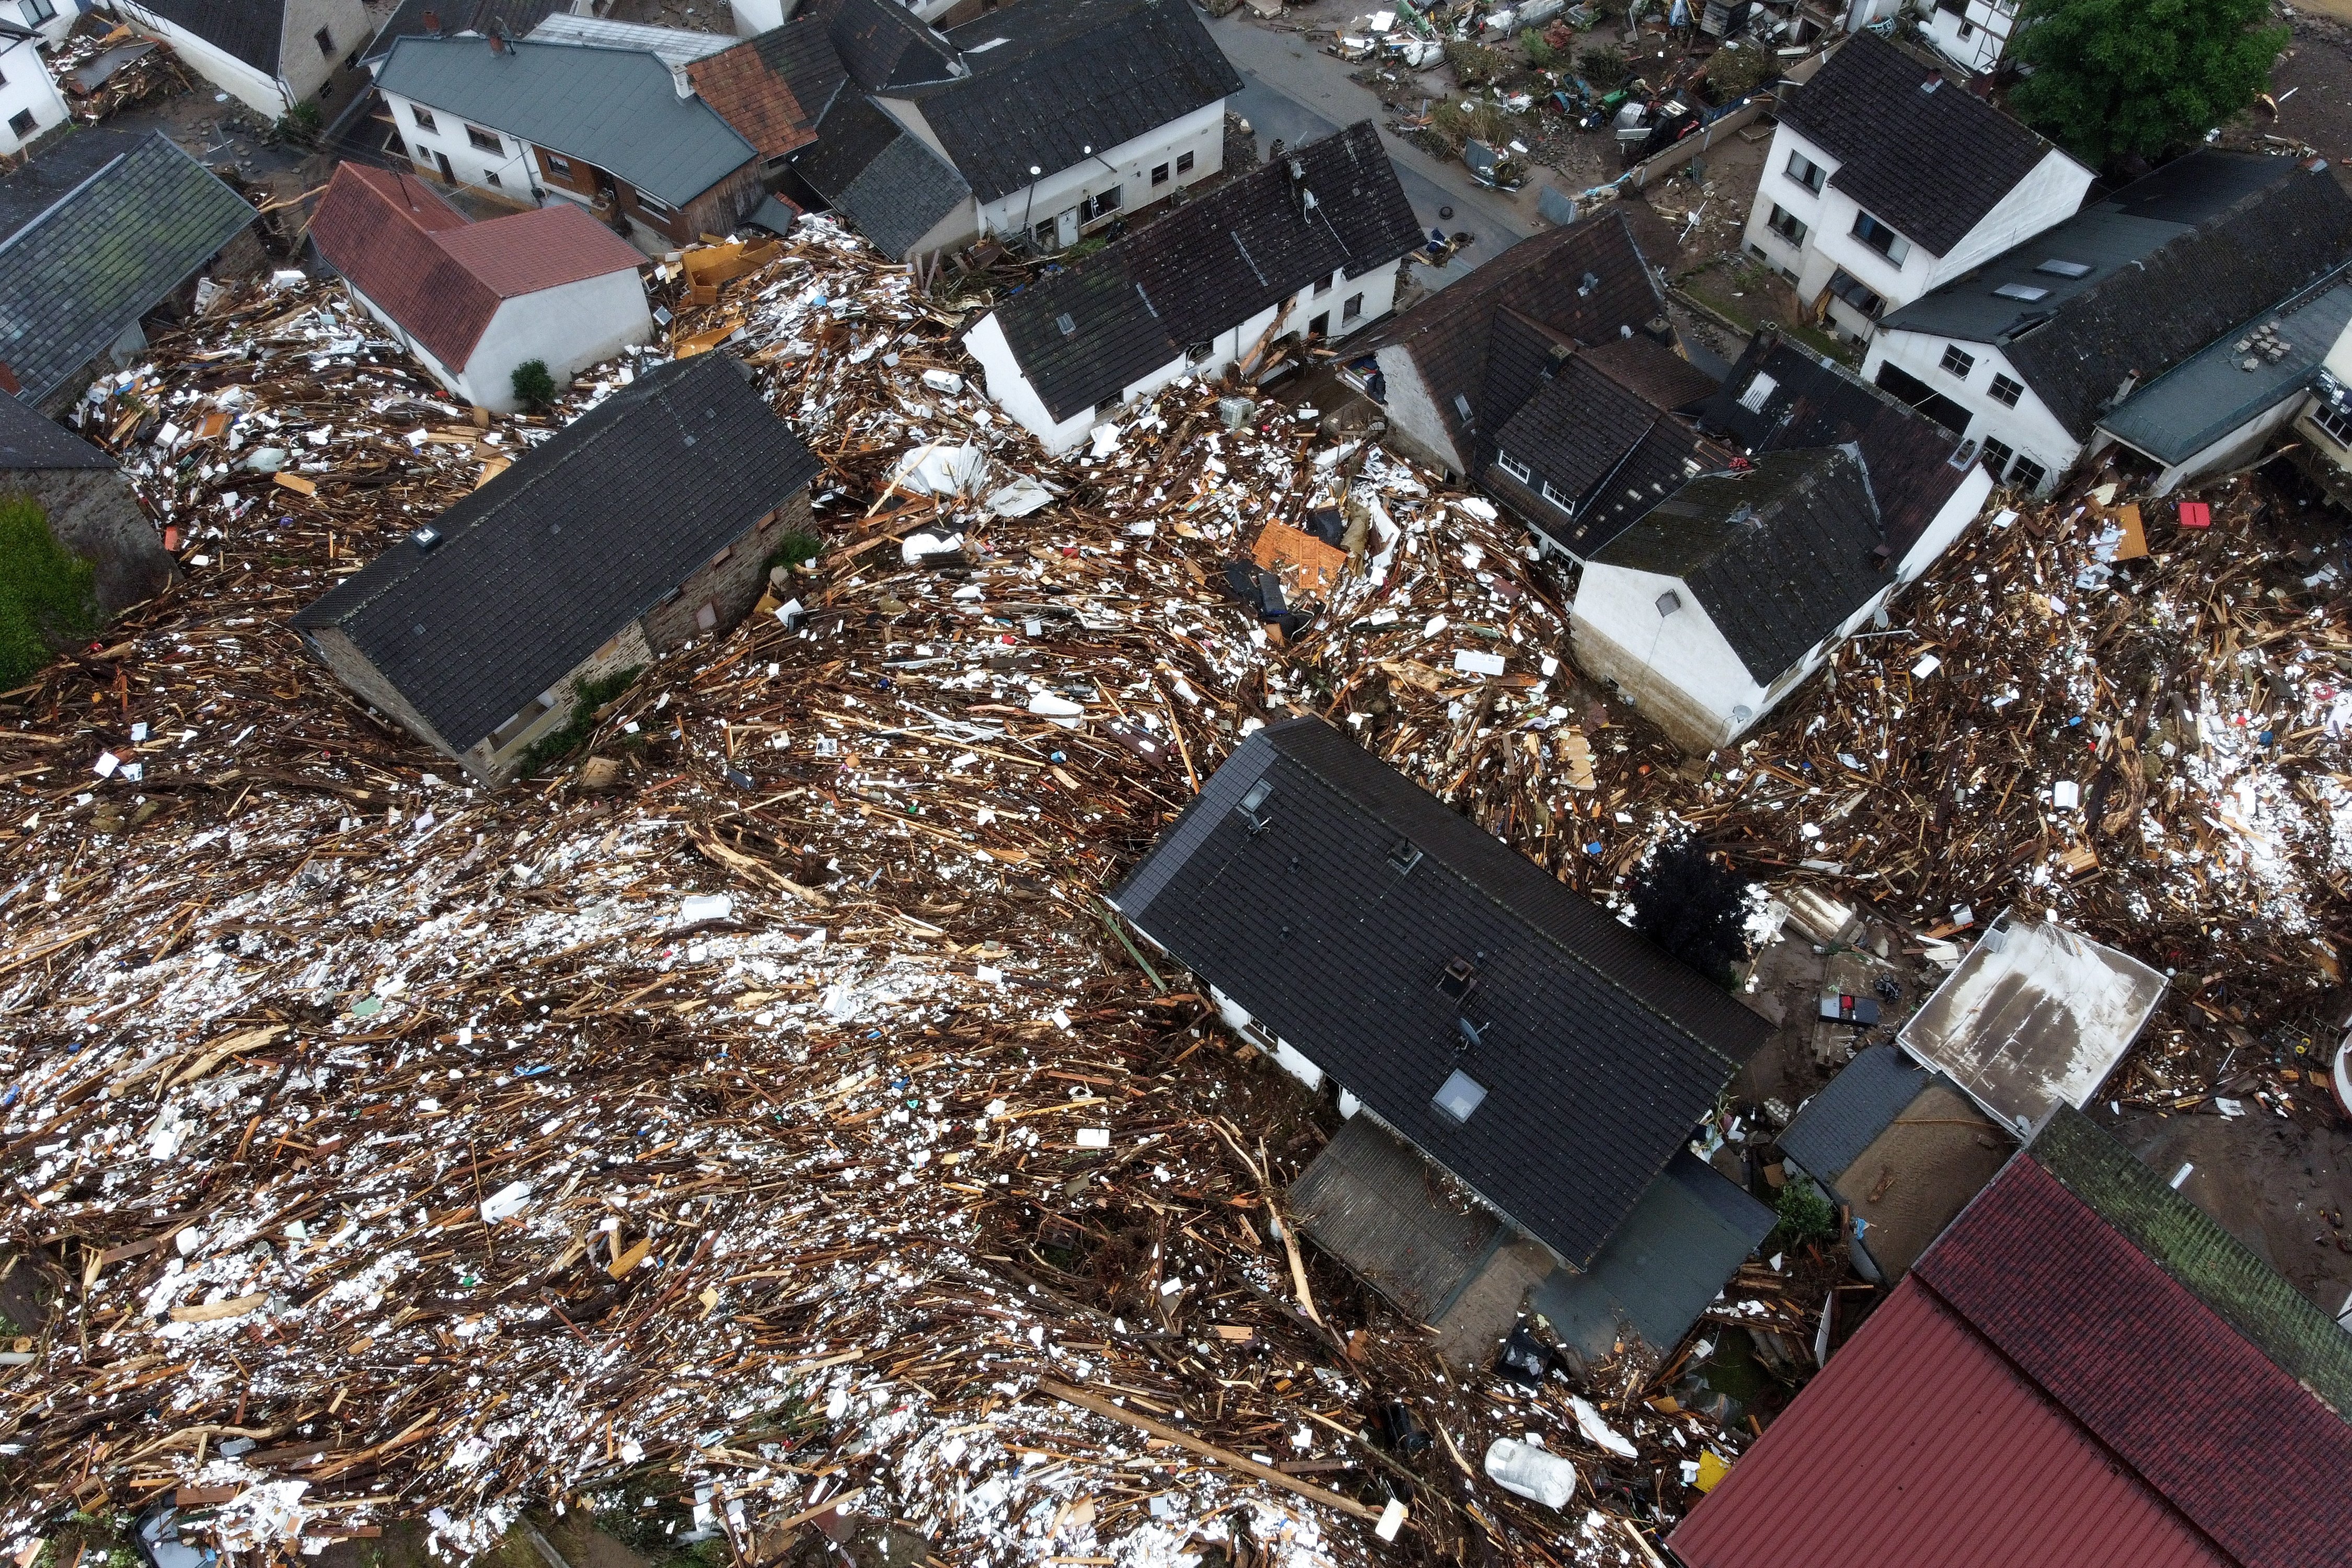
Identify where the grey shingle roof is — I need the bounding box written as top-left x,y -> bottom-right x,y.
984,121 -> 1420,422
0,131 -> 256,407
1594,447 -> 1889,684
0,390 -> 116,471
293,354 -> 819,752
1882,153 -> 2352,441
1532,1152 -> 1774,1357
374,36 -> 758,208
907,0 -> 1240,204
1779,1043 -> 1931,1184
1112,717 -> 1770,1270
822,0 -> 961,90
123,0 -> 286,74
791,91 -> 968,258
1778,31 -> 2066,257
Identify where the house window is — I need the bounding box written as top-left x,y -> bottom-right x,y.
1958,18 -> 1974,36
1785,149 -> 1826,193
315,25 -> 335,55
695,601 -> 719,631
1151,162 -> 1170,186
1079,186 -> 1121,222
489,693 -> 558,752
465,124 -> 502,153
1980,435 -> 2015,474
1988,372 -> 2025,408
1851,210 -> 1910,266
1540,479 -> 1575,513
545,151 -> 572,177
2008,455 -> 2048,491
2313,402 -> 2352,448
1343,292 -> 1363,322
1177,151 -> 1194,174
1495,449 -> 1531,483
20,0 -> 54,22
412,105 -> 437,132
1826,268 -> 1886,319
484,170 -> 501,187
1186,339 -> 1214,364
635,189 -> 675,216
1315,270 -> 1334,296
1765,203 -> 1807,246
1940,344 -> 1975,379
6,110 -> 29,139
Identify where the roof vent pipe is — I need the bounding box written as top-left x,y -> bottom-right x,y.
488,30 -> 504,53
422,8 -> 438,31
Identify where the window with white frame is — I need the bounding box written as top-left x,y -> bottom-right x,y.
1495,450 -> 1531,482
412,105 -> 437,132
1851,210 -> 1910,266
465,124 -> 502,153
1540,480 -> 1575,513
2313,401 -> 2352,448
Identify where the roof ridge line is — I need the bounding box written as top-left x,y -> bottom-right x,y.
0,142 -> 135,260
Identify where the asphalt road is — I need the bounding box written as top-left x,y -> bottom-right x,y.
1208,13 -> 1535,287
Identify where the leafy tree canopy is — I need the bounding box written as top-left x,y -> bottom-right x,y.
1628,837 -> 1755,985
2008,0 -> 2288,167
0,496 -> 95,690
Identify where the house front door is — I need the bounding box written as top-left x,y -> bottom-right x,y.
434,149 -> 454,183
1054,207 -> 1078,249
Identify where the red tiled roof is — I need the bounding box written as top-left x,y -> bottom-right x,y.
687,31 -> 830,162
308,164 -> 645,373
1668,1280 -> 2229,1568
1672,1147 -> 2352,1568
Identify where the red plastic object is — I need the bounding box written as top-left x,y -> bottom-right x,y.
2177,501 -> 2212,528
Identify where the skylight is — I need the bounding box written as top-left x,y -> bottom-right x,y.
1434,1069 -> 1488,1123
1737,372 -> 1777,413
1055,313 -> 1076,336
2035,258 -> 2092,279
1993,282 -> 2050,302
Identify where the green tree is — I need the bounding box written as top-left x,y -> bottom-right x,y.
2008,0 -> 2287,167
0,497 -> 95,689
510,359 -> 557,411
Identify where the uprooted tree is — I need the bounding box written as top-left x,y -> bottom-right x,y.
0,496 -> 96,689
2007,0 -> 2287,167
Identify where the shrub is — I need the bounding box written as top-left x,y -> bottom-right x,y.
1705,42 -> 1774,100
1445,41 -> 1512,88
1520,27 -> 1557,68
768,529 -> 824,572
1430,98 -> 1515,152
510,359 -> 557,411
1772,1179 -> 1839,1247
0,497 -> 95,690
1577,44 -> 1628,85
519,665 -> 642,777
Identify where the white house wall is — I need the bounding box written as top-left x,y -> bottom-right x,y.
1922,0 -> 2014,73
729,0 -> 790,35
113,3 -> 287,116
381,88 -> 545,201
2114,394 -> 2308,498
9,0 -> 77,47
971,99 -> 1225,246
465,273 -> 653,412
1573,562 -> 1769,752
962,311 -> 1101,453
1864,328 -> 2081,493
276,0 -> 372,102
1373,344 -> 1466,477
0,33 -> 68,155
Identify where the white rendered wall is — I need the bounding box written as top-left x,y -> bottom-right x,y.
1573,562 -> 1767,749
1926,149 -> 2092,285
0,34 -> 68,155
1893,463 -> 1995,582
729,0 -> 789,34
972,100 -> 1226,245
277,0 -> 373,102
1372,345 -> 1466,476
382,88 -> 545,200
1864,328 -> 2083,493
1922,0 -> 2013,72
113,3 -> 287,116
463,273 -> 653,411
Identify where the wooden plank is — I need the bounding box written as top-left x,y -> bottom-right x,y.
1035,1378 -> 1383,1521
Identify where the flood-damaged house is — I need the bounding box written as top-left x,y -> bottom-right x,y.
1111,717 -> 1773,1366
293,354 -> 819,787
1671,1106 -> 2352,1568
0,388 -> 175,613
966,121 -> 1420,455
1569,332 -> 1995,755
1864,151 -> 2352,495
0,18 -> 71,156
308,162 -> 651,414
112,0 -> 377,120
788,0 -> 1240,262
0,129 -> 260,415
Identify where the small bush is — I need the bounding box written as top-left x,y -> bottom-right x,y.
519,665 -> 642,778
768,529 -> 823,572
0,497 -> 95,690
1772,1179 -> 1839,1247
1430,98 -> 1515,152
1445,41 -> 1512,88
1577,44 -> 1628,85
1705,43 -> 1774,100
511,359 -> 557,411
1520,27 -> 1557,68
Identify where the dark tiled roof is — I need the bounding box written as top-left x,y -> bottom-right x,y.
1915,1121 -> 2352,1564
1778,31 -> 2064,256
987,122 -> 1418,422
1532,1152 -> 1774,1357
366,0 -> 573,62
0,132 -> 256,407
1778,1042 -> 1931,1184
688,21 -> 846,163
0,390 -> 115,471
1594,447 -> 1889,684
1362,211 -> 1663,460
124,0 -> 285,73
791,92 -> 969,259
1112,717 -> 1770,1270
294,355 -> 819,752
1485,351 -> 1716,559
1882,154 -> 2352,440
1585,332 -> 1719,410
1702,332 -> 1971,562
823,0 -> 960,90
374,37 -> 759,209
908,0 -> 1241,204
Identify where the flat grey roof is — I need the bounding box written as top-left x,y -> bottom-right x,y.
375,36 -> 757,207
2098,273 -> 2352,464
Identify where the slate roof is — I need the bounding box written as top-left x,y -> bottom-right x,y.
1484,345 -> 1717,559
1702,331 -> 1973,562
1111,717 -> 1770,1270
0,389 -> 115,471
983,121 -> 1418,422
367,0 -> 574,64
122,0 -> 287,73
822,0 -> 960,90
1363,211 -> 1664,463
1777,31 -> 2068,256
374,36 -> 759,207
686,21 -> 846,163
310,163 -> 643,373
1882,153 -> 2352,440
293,354 -> 819,752
0,131 -> 256,407
790,91 -> 969,259
1673,1109 -> 2352,1568
1778,1042 -> 1931,1184
2099,271 -> 2352,464
1593,447 -> 1890,683
1584,332 -> 1720,411
905,0 -> 1241,204
1531,1152 -> 1774,1358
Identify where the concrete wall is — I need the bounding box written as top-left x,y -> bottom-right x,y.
0,32 -> 69,156
1863,327 -> 2081,493
5,466 -> 174,614
7,0 -> 80,47
729,0 -> 789,34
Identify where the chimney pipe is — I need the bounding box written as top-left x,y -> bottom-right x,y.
488,30 -> 504,53
422,8 -> 437,31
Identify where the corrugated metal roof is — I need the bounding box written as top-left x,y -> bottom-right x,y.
1668,1279 -> 2231,1568
375,36 -> 757,208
